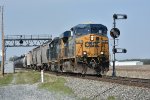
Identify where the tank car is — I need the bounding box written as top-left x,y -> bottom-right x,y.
14,55 -> 25,68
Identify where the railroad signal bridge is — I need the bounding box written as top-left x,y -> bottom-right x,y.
4,35 -> 52,47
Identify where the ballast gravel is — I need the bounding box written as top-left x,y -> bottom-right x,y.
0,76 -> 150,100
0,84 -> 77,100
64,77 -> 150,100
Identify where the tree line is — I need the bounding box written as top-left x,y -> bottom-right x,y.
119,59 -> 150,65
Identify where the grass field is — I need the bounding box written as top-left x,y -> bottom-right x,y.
107,65 -> 150,79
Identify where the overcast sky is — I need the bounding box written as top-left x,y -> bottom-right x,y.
0,0 -> 150,60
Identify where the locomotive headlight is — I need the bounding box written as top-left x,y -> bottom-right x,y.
83,51 -> 87,55
83,51 -> 87,59
100,52 -> 104,55
90,35 -> 94,41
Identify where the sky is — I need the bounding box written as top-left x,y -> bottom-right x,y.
0,0 -> 150,60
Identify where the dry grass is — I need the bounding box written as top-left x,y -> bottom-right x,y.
107,65 -> 150,79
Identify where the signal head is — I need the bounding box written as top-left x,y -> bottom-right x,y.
112,48 -> 117,53
123,15 -> 127,19
113,14 -> 118,19
19,40 -> 23,44
110,28 -> 120,38
122,49 -> 127,53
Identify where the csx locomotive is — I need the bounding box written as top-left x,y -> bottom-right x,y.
22,24 -> 109,75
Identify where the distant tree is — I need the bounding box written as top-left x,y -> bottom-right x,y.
141,59 -> 150,65
9,56 -> 18,61
9,57 -> 13,61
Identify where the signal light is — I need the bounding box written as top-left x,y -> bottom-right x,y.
112,48 -> 117,53
110,28 -> 120,38
122,49 -> 127,53
123,15 -> 127,19
113,14 -> 118,19
19,40 -> 23,44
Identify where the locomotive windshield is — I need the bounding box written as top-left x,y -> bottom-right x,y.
71,24 -> 107,36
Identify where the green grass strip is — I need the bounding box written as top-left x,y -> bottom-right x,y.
39,76 -> 73,95
15,71 -> 40,84
0,74 -> 13,86
107,96 -> 116,100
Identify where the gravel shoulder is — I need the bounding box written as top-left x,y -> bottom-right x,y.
64,76 -> 150,100
0,84 -> 77,100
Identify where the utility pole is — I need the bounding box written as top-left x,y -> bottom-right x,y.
1,6 -> 5,76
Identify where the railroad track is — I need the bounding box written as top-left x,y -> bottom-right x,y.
16,68 -> 150,88
55,72 -> 150,89
88,76 -> 150,88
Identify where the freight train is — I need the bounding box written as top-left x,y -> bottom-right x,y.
17,24 -> 109,75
